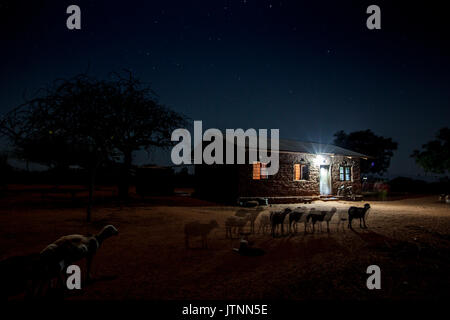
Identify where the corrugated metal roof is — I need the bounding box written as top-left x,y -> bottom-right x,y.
275,138 -> 367,157
193,136 -> 368,158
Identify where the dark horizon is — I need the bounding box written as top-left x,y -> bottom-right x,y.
1,0 -> 449,180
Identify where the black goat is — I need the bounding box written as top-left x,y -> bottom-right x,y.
306,209 -> 326,233
288,208 -> 306,233
348,203 -> 371,229
270,208 -> 292,237
307,208 -> 337,233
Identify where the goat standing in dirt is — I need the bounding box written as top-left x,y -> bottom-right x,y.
336,210 -> 348,232
270,208 -> 292,237
257,212 -> 271,234
288,207 -> 308,234
348,203 -> 371,229
307,207 -> 337,233
235,208 -> 263,234
225,216 -> 249,238
185,220 -> 219,248
40,225 -> 119,284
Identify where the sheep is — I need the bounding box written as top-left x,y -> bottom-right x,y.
40,225 -> 119,284
270,208 -> 292,237
288,207 -> 308,233
348,203 -> 371,229
298,210 -> 311,233
336,210 -> 348,232
235,208 -> 263,233
257,213 -> 271,234
184,220 -> 219,248
225,216 -> 249,239
321,207 -> 337,233
307,207 -> 337,233
305,208 -> 321,233
29,242 -> 82,298
248,209 -> 263,234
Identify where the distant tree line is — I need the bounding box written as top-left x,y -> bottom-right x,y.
0,69 -> 448,219
411,127 -> 449,176
334,127 -> 449,179
333,129 -> 398,175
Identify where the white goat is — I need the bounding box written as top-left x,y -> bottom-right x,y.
235,208 -> 263,233
258,214 -> 271,234
40,225 -> 119,283
184,220 -> 219,248
257,209 -> 273,234
225,216 -> 249,238
288,206 -> 308,233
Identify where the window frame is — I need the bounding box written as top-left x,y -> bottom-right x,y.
339,165 -> 352,181
253,161 -> 268,180
293,163 -> 309,181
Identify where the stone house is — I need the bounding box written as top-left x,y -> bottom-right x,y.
194,138 -> 367,203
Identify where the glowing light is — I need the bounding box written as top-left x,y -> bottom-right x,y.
315,155 -> 325,166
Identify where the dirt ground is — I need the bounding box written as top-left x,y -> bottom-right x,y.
1,195 -> 450,300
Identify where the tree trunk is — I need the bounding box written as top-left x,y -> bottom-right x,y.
118,150 -> 132,201
87,167 -> 96,222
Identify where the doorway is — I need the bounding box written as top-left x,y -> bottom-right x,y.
320,165 -> 331,195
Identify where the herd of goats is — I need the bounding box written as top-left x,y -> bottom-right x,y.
184,203 -> 372,248
1,203 -> 371,299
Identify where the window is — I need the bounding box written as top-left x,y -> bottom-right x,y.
294,164 -> 301,181
345,166 -> 351,181
294,164 -> 309,181
340,166 -> 352,181
261,163 -> 268,179
253,162 -> 268,180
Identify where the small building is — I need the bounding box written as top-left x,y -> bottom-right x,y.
194,139 -> 367,203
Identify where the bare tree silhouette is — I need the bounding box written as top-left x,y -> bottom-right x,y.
0,71 -> 186,221
106,71 -> 186,200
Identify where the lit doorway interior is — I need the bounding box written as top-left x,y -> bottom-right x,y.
320,165 -> 331,195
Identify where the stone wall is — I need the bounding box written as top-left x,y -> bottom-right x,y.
330,155 -> 362,194
237,152 -> 361,197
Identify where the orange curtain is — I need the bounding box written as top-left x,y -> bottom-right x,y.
294,164 -> 300,180
252,162 -> 261,180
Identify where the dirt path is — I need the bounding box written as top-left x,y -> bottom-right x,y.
1,196 -> 449,300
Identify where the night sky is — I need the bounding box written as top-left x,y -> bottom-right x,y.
1,0 -> 449,178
